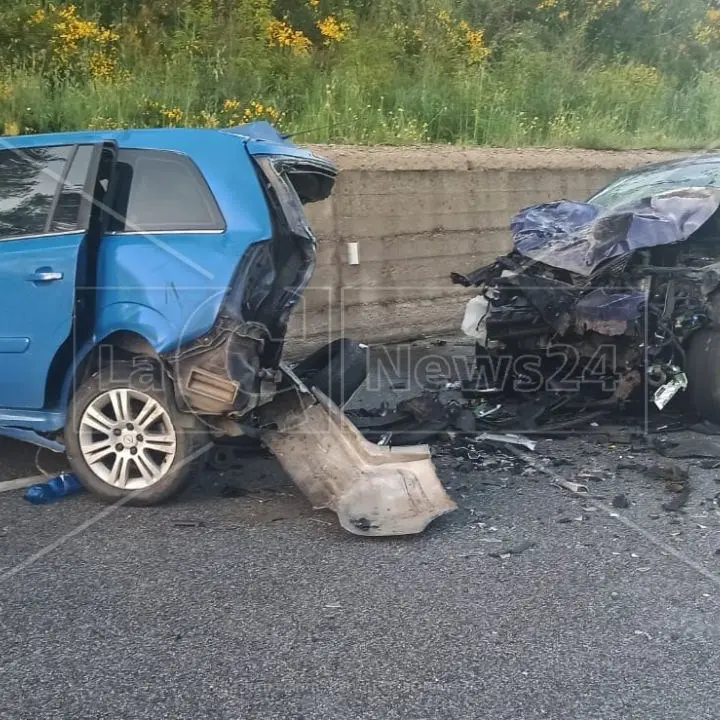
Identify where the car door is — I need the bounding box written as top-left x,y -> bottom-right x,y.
95,147 -> 229,351
0,141 -> 116,410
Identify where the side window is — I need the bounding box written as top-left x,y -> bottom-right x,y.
0,146 -> 70,239
0,144 -> 98,239
109,149 -> 225,232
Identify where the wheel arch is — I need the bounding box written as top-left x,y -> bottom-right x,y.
53,329 -> 162,413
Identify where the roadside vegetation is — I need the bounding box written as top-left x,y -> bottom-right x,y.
3,0 -> 720,148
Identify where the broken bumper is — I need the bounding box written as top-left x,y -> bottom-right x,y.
260,368 -> 456,536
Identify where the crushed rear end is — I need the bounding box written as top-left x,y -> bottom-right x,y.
187,123 -> 456,536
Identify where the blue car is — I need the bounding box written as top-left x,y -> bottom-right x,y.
0,123 -> 454,535
0,122 -> 454,534
0,123 -> 339,496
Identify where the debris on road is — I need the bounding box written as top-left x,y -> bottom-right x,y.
261,378 -> 456,537
488,540 -> 536,559
23,473 -> 84,505
659,436 -> 720,459
475,432 -> 537,452
646,462 -> 689,486
653,370 -> 688,410
578,470 -> 606,483
612,494 -> 630,509
554,479 -> 590,495
663,483 -> 691,512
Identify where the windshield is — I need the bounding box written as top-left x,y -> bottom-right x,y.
589,158 -> 720,209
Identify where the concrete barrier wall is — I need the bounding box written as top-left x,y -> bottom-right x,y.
287,146 -> 682,353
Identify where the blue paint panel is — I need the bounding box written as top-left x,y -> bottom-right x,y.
0,408 -> 65,431
93,301 -> 176,349
95,131 -> 273,351
0,426 -> 64,452
0,232 -> 86,408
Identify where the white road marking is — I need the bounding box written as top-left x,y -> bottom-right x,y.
0,475 -> 46,493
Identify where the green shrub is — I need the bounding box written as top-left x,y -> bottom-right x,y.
0,0 -> 718,149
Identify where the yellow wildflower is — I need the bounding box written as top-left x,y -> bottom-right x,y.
223,99 -> 242,113
88,51 -> 117,80
307,0 -> 320,7
162,107 -> 185,127
536,0 -> 559,8
87,116 -> 126,130
241,100 -> 282,124
29,8 -> 46,25
3,121 -> 19,137
197,110 -> 220,128
587,0 -> 620,18
317,15 -> 350,45
47,3 -> 120,79
695,8 -> 720,46
267,18 -> 312,55
53,5 -> 100,63
459,21 -> 490,64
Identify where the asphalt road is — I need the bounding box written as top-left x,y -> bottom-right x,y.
2,341 -> 720,719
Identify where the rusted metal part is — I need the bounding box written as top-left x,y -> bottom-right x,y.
576,317 -> 629,336
612,370 -> 642,401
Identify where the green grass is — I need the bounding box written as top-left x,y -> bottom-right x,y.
4,0 -> 720,150
6,56 -> 720,151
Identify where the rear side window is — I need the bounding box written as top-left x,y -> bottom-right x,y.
0,145 -> 97,239
109,149 -> 224,232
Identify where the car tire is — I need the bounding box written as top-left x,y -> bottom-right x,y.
292,339 -> 368,407
65,360 -> 209,505
686,329 -> 720,423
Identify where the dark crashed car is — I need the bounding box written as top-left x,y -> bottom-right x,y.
453,154 -> 720,421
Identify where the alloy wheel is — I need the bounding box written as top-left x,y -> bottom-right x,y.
78,389 -> 177,490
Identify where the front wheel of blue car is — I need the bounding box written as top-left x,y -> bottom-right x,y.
65,360 -> 209,505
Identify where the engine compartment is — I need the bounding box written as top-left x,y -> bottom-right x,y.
453,202 -> 720,408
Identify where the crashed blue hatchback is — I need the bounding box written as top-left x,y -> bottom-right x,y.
0,123 -> 454,535
454,154 -> 720,421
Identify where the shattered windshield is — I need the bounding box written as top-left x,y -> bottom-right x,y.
589,158 -> 720,209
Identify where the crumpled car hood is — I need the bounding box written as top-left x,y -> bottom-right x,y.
512,188 -> 720,276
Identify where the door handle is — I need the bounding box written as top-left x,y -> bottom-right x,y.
27,268 -> 63,283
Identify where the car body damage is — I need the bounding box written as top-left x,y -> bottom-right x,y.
509,191 -> 720,277
166,147 -> 334,418
260,367 -> 457,537
453,155 -> 720,417
0,122 -> 454,535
